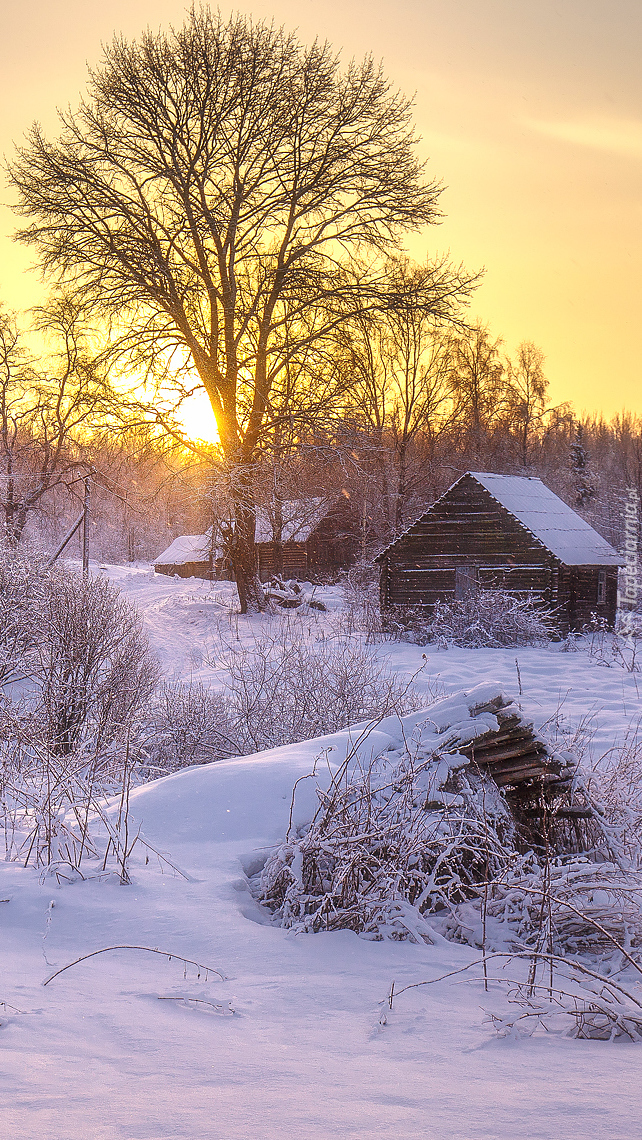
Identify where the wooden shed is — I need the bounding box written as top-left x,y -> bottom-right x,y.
377,471 -> 623,634
255,495 -> 359,581
153,496 -> 359,583
153,532 -> 219,579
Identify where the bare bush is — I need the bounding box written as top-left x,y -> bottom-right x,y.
387,591 -> 555,648
139,621 -> 421,773
0,561 -> 160,881
0,705 -> 135,879
586,720 -> 642,864
140,681 -> 239,773
581,615 -> 642,672
340,559 -> 383,640
260,737 -> 515,939
389,951 -> 642,1042
0,544 -> 50,687
33,570 -> 159,759
220,624 -> 419,754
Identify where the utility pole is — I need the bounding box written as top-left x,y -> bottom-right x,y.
82,473 -> 91,577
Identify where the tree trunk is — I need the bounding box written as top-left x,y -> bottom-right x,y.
228,472 -> 266,614
394,440 -> 408,536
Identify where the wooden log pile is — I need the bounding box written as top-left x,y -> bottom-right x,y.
453,694 -> 567,788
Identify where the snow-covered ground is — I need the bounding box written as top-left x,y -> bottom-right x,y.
2,565 -> 641,1139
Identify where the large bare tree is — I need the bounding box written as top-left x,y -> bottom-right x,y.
345,260 -> 462,536
9,8 -> 472,609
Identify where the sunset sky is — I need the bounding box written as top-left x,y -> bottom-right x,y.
0,0 -> 640,422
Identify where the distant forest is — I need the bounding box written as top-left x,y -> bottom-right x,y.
2,304 -> 639,568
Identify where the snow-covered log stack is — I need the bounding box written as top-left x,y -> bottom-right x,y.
422,685 -> 572,790
400,684 -> 596,852
259,683 -> 622,942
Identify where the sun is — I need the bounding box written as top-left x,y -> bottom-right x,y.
173,388 -> 220,446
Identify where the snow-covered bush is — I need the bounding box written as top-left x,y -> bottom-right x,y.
260,739 -> 516,940
388,591 -> 555,648
340,559 -> 383,640
33,569 -> 159,759
260,688 -> 642,961
221,625 -> 419,753
0,544 -> 50,687
0,556 -> 159,879
140,681 -> 238,773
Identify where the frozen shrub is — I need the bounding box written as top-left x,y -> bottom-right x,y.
34,569 -> 160,758
260,743 -> 516,939
0,544 -> 51,687
140,623 -> 421,771
340,559 -> 383,639
141,681 -> 238,772
260,705 -> 642,956
221,625 -> 419,753
388,591 -> 555,648
0,565 -> 159,879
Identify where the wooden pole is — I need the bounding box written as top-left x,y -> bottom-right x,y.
82,474 -> 90,577
47,512 -> 84,567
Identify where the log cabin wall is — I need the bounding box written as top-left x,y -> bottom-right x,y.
155,559 -> 213,580
380,474 -> 556,605
258,541 -> 308,580
566,566 -> 618,630
306,498 -> 360,575
257,498 -> 360,581
378,474 -> 620,634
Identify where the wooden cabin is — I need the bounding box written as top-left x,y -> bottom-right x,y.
154,496 -> 359,583
377,472 -> 623,634
255,496 -> 359,581
153,532 -> 219,579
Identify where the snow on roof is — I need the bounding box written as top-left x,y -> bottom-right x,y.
254,498 -> 329,544
377,471 -> 623,565
154,533 -> 212,566
468,472 -> 622,566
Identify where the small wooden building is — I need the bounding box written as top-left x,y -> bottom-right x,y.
377,472 -> 623,633
153,496 -> 359,583
255,496 -> 359,581
153,532 -> 218,579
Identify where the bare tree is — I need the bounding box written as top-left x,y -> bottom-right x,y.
448,321 -> 506,459
505,341 -> 549,467
0,298 -> 113,545
9,9 -> 473,610
343,260 -> 460,536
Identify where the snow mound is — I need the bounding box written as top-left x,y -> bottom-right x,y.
127,681 -> 515,846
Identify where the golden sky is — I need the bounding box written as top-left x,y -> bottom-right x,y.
0,0 -> 640,419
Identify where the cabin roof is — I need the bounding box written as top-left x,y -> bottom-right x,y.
378,472 -> 623,566
254,498 -> 330,544
154,533 -> 212,566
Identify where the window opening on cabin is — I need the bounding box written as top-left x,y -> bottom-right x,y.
455,565 -> 479,600
597,570 -> 606,605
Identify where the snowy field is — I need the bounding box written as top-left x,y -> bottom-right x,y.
2,564 -> 642,1140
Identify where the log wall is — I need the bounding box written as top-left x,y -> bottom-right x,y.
379,475 -> 618,632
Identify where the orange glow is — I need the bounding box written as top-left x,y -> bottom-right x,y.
1,0 -> 640,419
176,389 -> 220,447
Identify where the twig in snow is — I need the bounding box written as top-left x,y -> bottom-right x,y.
43,945 -> 226,986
